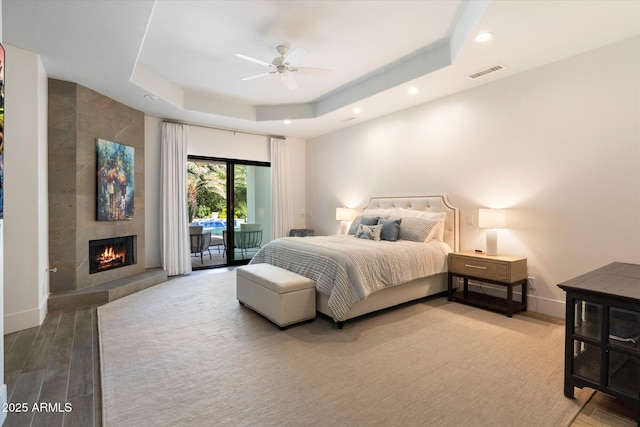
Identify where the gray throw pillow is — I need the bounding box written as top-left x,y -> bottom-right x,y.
377,218 -> 402,242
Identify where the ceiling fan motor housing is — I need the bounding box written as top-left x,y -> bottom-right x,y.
273,56 -> 285,69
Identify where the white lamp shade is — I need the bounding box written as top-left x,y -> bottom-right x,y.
478,208 -> 506,229
336,207 -> 358,221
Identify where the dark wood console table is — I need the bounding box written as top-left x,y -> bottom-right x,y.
558,262 -> 639,425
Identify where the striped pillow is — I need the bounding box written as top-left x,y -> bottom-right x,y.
398,216 -> 442,242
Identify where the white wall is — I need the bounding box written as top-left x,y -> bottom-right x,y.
306,37 -> 640,318
143,119 -> 306,267
3,45 -> 49,333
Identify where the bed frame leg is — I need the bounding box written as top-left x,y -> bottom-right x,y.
336,321 -> 344,329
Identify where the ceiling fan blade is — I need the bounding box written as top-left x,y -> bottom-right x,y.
241,72 -> 273,81
283,46 -> 306,67
235,53 -> 272,68
280,71 -> 298,90
292,67 -> 332,76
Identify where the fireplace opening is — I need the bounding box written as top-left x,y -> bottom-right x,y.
89,235 -> 137,274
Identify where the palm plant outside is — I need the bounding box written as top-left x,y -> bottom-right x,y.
187,161 -> 247,222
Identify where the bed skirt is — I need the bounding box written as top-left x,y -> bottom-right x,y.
316,272 -> 448,322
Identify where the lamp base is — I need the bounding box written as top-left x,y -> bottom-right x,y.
485,229 -> 498,256
339,221 -> 349,235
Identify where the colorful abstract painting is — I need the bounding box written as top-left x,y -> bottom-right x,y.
96,139 -> 134,221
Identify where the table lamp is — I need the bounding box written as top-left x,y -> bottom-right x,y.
478,208 -> 506,256
336,207 -> 358,234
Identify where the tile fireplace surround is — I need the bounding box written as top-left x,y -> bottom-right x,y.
48,79 -> 146,293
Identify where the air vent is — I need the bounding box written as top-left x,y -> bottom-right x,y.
341,117 -> 357,123
467,64 -> 505,79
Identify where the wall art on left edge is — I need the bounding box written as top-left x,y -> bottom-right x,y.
96,138 -> 134,221
0,43 -> 5,219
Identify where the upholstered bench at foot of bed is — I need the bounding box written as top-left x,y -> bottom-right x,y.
236,264 -> 316,330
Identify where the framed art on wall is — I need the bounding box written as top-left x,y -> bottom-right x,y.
96,138 -> 134,221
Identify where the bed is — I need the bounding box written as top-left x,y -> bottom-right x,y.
249,196 -> 459,327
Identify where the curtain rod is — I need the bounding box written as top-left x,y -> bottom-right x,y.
162,119 -> 285,140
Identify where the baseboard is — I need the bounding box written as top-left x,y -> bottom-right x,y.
4,300 -> 47,334
466,282 -> 565,318
0,383 -> 7,426
532,294 -> 565,319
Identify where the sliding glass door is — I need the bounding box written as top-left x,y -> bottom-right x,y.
188,156 -> 270,269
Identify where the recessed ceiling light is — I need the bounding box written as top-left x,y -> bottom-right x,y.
408,87 -> 419,95
284,119 -> 292,124
353,107 -> 361,114
474,32 -> 494,43
144,94 -> 158,100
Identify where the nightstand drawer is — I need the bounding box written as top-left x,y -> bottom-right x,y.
449,257 -> 509,281
448,252 -> 527,283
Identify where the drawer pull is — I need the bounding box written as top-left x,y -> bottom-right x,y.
464,264 -> 488,270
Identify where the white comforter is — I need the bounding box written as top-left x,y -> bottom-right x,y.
249,235 -> 451,321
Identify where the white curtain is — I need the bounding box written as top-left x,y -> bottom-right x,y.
161,122 -> 192,276
270,137 -> 293,239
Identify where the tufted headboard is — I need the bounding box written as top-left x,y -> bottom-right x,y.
364,195 -> 460,252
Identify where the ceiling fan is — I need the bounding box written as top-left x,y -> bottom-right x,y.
235,44 -> 331,90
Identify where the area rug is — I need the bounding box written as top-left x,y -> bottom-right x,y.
98,270 -> 592,426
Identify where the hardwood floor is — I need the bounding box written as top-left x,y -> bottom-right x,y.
3,302 -> 637,427
4,306 -> 100,427
572,392 -> 638,427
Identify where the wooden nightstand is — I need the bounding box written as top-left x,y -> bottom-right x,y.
447,251 -> 528,317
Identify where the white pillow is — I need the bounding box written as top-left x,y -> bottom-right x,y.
362,208 -> 395,217
355,224 -> 382,241
394,208 -> 445,219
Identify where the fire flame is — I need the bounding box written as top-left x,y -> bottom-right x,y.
97,245 -> 125,269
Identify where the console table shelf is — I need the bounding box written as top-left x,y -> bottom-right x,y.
450,290 -> 524,315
